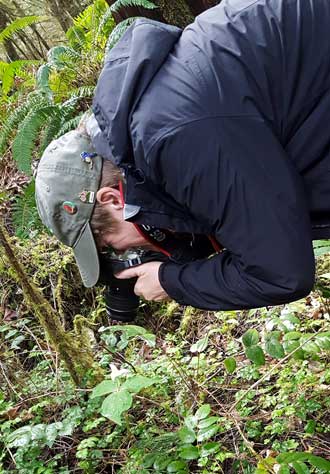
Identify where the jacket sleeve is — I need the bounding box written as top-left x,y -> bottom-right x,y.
153,116 -> 315,310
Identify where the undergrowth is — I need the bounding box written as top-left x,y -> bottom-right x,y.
1,235 -> 330,473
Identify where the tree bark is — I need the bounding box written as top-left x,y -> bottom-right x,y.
105,0 -> 220,28
0,5 -> 20,61
0,224 -> 102,387
45,0 -> 82,33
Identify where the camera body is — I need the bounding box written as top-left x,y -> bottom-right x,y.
99,249 -> 168,322
98,226 -> 218,322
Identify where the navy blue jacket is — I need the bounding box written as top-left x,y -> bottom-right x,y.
91,0 -> 330,310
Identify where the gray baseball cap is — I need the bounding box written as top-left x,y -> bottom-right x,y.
35,130 -> 103,287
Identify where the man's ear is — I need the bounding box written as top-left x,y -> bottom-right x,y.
96,187 -> 123,210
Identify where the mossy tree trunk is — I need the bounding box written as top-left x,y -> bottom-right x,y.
0,224 -> 100,387
106,0 -> 220,28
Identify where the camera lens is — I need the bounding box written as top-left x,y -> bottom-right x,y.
104,277 -> 139,322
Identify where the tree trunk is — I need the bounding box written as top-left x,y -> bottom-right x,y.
185,0 -> 219,17
45,0 -> 82,33
0,5 -> 20,61
0,225 -> 102,387
106,0 -> 220,28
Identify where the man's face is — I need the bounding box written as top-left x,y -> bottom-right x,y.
95,186 -> 159,254
99,219 -> 150,254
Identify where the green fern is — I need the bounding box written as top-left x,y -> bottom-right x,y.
0,93 -> 49,156
110,0 -> 157,13
97,7 -> 116,39
55,113 -> 84,138
36,64 -> 52,99
1,60 -> 38,97
12,180 -> 42,239
105,17 -> 139,54
47,46 -> 81,70
67,0 -> 111,52
0,16 -> 48,44
12,104 -> 59,174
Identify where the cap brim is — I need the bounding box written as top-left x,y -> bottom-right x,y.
73,223 -> 99,288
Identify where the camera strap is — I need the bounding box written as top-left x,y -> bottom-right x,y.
134,223 -> 221,264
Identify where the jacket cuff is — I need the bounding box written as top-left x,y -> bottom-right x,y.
158,261 -> 186,305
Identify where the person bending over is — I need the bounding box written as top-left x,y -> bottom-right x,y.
36,0 -> 330,310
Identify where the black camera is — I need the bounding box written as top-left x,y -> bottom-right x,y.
98,227 -> 219,323
99,248 -> 168,322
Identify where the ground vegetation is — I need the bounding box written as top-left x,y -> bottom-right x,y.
1,1 -> 330,473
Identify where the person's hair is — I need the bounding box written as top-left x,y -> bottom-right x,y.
90,160 -> 123,246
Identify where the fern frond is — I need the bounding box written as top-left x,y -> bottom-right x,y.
12,180 -> 42,239
0,93 -> 49,155
110,0 -> 157,13
36,64 -> 52,99
47,46 -> 81,70
69,85 -> 95,100
1,60 -> 37,96
105,17 -> 138,54
97,7 -> 116,38
12,105 -> 59,174
55,113 -> 84,138
0,16 -> 48,43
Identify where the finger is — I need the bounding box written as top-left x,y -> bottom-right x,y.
115,268 -> 139,279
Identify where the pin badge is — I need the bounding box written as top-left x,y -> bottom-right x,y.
63,201 -> 77,214
81,151 -> 97,169
79,190 -> 95,203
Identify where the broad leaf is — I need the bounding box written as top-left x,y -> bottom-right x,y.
101,390 -> 132,424
91,380 -> 117,398
121,375 -> 157,393
245,345 -> 265,366
195,404 -> 211,419
224,357 -> 237,374
242,329 -> 259,347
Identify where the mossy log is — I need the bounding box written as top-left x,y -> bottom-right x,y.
0,224 -> 102,387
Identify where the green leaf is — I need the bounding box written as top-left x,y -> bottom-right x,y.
278,465 -> 290,474
153,456 -> 171,470
265,335 -> 285,359
110,0 -> 158,13
190,335 -> 209,353
195,404 -> 211,420
198,416 -> 219,429
167,460 -> 188,473
283,331 -> 302,341
100,390 -> 132,424
0,16 -> 48,43
242,329 -> 259,347
305,454 -> 330,471
313,239 -> 330,257
179,445 -> 199,460
91,380 -> 117,398
277,453 -> 308,464
200,442 -> 221,457
245,345 -> 265,366
121,375 -> 157,393
197,424 -> 219,442
316,332 -> 330,350
178,427 -> 196,444
291,461 -> 310,474
10,335 -> 25,349
7,426 -> 32,447
304,420 -> 316,434
224,357 -> 237,374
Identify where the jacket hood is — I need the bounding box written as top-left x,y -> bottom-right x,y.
92,19 -> 181,166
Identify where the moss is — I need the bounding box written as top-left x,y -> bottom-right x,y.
315,253 -> 330,296
0,226 -> 104,387
157,0 -> 194,27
